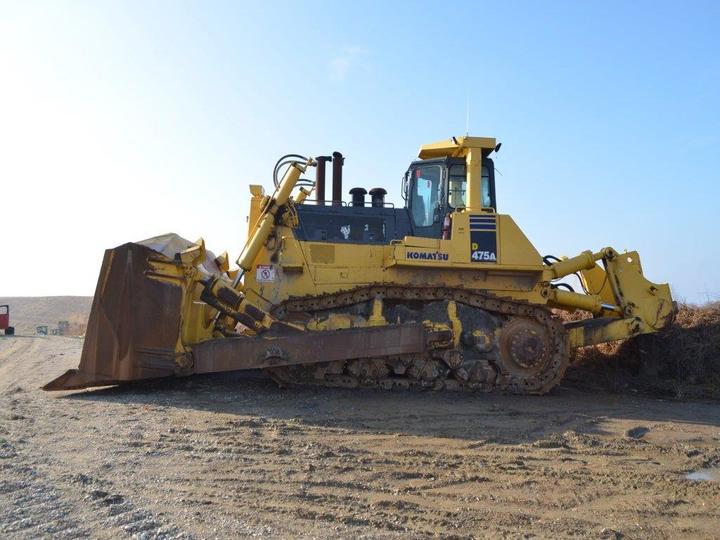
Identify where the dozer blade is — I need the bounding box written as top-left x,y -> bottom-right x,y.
44,242 -> 185,391
190,323 -> 434,374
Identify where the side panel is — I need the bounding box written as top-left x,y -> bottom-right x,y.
391,213 -> 542,269
497,215 -> 543,267
243,212 -> 548,311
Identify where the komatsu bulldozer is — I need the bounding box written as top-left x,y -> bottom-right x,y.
45,136 -> 675,394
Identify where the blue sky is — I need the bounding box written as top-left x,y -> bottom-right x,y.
1,1 -> 718,302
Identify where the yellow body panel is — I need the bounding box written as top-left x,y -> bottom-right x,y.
242,212 -> 548,312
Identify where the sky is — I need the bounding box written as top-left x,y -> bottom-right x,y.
1,0 -> 718,302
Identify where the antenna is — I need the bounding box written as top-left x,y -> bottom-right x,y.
465,97 -> 470,136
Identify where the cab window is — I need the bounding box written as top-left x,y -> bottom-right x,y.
481,164 -> 493,208
448,164 -> 466,208
447,163 -> 493,209
411,165 -> 442,227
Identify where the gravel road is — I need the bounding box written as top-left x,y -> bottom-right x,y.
1,336 -> 719,538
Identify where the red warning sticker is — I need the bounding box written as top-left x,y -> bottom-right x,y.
256,264 -> 276,282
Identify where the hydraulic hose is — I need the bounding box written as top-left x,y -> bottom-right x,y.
273,154 -> 310,187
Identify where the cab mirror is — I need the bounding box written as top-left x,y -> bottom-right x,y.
401,172 -> 409,201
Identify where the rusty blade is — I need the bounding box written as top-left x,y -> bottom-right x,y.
44,243 -> 184,391
190,323 -> 437,374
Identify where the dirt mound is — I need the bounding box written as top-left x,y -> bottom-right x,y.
563,303 -> 720,399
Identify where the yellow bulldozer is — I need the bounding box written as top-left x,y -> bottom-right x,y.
45,136 -> 675,394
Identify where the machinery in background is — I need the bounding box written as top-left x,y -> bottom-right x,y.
45,135 -> 675,394
35,321 -> 70,336
0,305 -> 14,336
48,321 -> 70,336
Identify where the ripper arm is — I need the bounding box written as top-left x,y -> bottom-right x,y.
544,247 -> 675,347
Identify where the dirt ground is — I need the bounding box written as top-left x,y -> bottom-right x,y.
1,336 -> 719,539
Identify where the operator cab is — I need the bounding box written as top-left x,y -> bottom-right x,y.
403,156 -> 496,238
294,136 -> 498,243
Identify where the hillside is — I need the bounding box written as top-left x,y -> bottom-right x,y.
0,296 -> 92,335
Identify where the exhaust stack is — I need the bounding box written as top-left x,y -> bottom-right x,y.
315,155 -> 331,205
332,151 -> 344,207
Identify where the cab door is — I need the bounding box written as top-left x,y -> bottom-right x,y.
408,163 -> 445,238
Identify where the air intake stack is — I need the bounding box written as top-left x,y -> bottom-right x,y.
349,187 -> 367,207
369,187 -> 387,208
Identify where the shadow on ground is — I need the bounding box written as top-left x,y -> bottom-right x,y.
59,370 -> 720,444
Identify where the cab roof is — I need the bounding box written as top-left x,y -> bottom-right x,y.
418,136 -> 497,160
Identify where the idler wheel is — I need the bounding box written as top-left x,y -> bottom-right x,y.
498,318 -> 552,377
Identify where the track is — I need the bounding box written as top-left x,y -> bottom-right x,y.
269,285 -> 569,394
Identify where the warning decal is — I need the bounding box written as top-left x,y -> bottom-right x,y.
256,264 -> 277,282
469,215 -> 498,263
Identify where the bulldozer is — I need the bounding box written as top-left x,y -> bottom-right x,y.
45,135 -> 675,394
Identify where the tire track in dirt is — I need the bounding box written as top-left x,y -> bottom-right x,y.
1,336 -> 720,538
1,339 -> 192,539
0,459 -> 87,537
